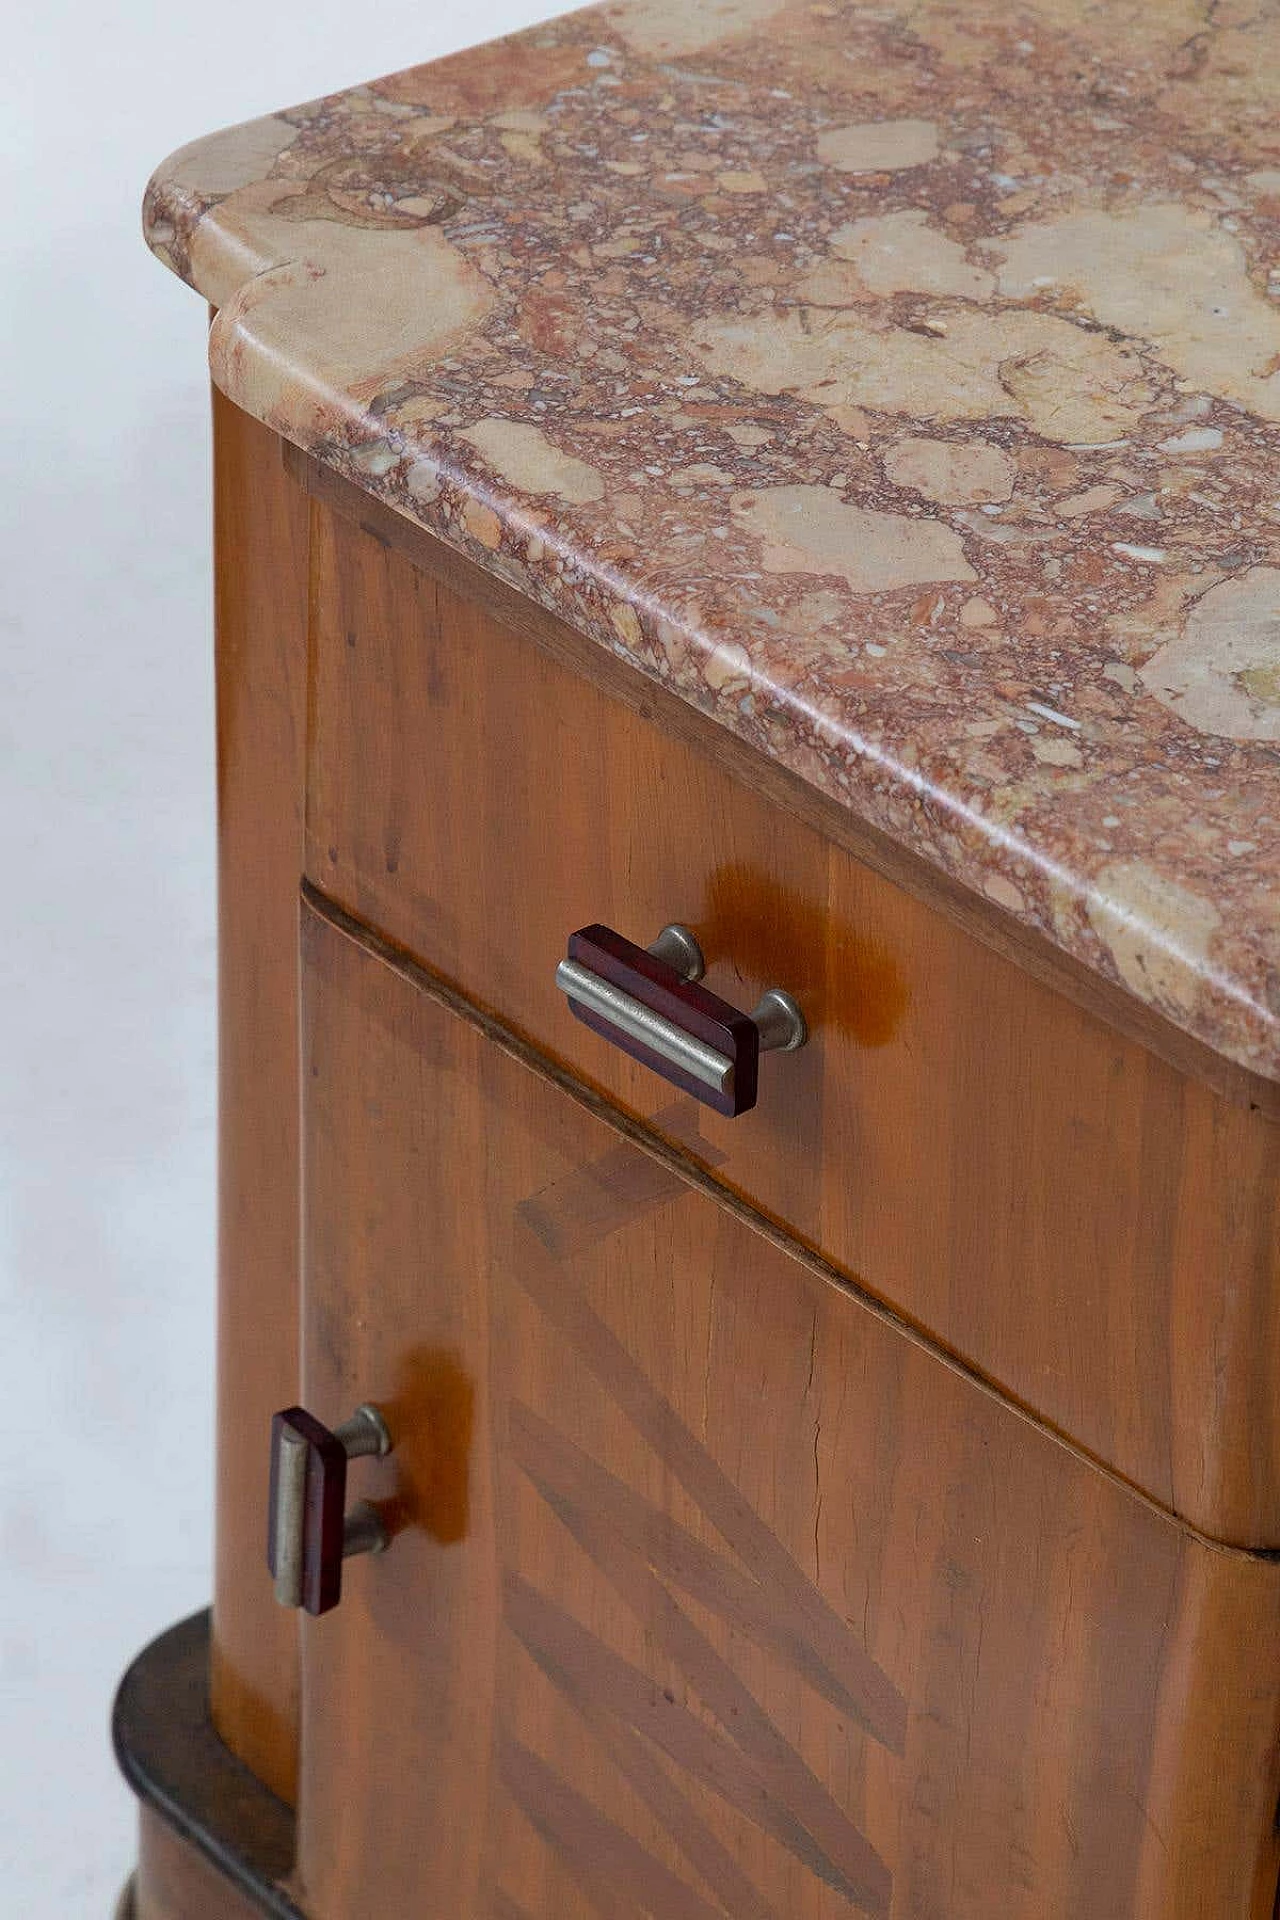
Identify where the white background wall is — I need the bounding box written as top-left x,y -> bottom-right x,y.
0,2 -> 562,1907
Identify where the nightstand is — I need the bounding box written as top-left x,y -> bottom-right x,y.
119,5 -> 1280,1913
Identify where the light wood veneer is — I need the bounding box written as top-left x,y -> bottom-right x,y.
295,893 -> 1280,1920
296,454 -> 1280,1548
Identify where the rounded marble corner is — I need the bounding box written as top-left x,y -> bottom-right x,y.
142,112 -> 305,300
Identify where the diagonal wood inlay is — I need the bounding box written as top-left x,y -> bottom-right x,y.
497,1190 -> 906,1917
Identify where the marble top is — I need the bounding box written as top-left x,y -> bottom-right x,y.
146,0 -> 1280,1082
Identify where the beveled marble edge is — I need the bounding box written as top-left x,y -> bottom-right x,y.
143,0 -> 1280,1082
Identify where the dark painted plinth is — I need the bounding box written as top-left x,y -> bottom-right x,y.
112,1610 -> 304,1919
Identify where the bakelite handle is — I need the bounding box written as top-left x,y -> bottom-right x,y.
556,923 -> 806,1119
267,1403 -> 392,1616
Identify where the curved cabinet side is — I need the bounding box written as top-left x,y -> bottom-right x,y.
211,384 -> 310,1800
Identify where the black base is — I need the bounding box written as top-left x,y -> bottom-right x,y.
112,1610 -> 304,1919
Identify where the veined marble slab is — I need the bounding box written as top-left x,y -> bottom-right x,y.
146,0 -> 1280,1080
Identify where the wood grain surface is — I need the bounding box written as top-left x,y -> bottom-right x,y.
298,479 -> 1280,1548
294,894 -> 1280,1920
210,389 -> 310,1800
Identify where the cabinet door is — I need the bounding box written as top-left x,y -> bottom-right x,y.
296,895 -> 1280,1920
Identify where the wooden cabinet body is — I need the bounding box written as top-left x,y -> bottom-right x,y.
300,455 -> 1280,1551
119,397 -> 1280,1918
296,895 -> 1280,1919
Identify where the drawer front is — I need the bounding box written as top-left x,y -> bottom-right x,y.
302,489 -> 1280,1546
294,896 -> 1280,1920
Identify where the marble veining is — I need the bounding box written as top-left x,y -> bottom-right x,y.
145,0 -> 1280,1079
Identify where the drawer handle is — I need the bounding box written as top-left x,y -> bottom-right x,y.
267,1402 -> 392,1616
556,923 -> 806,1119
